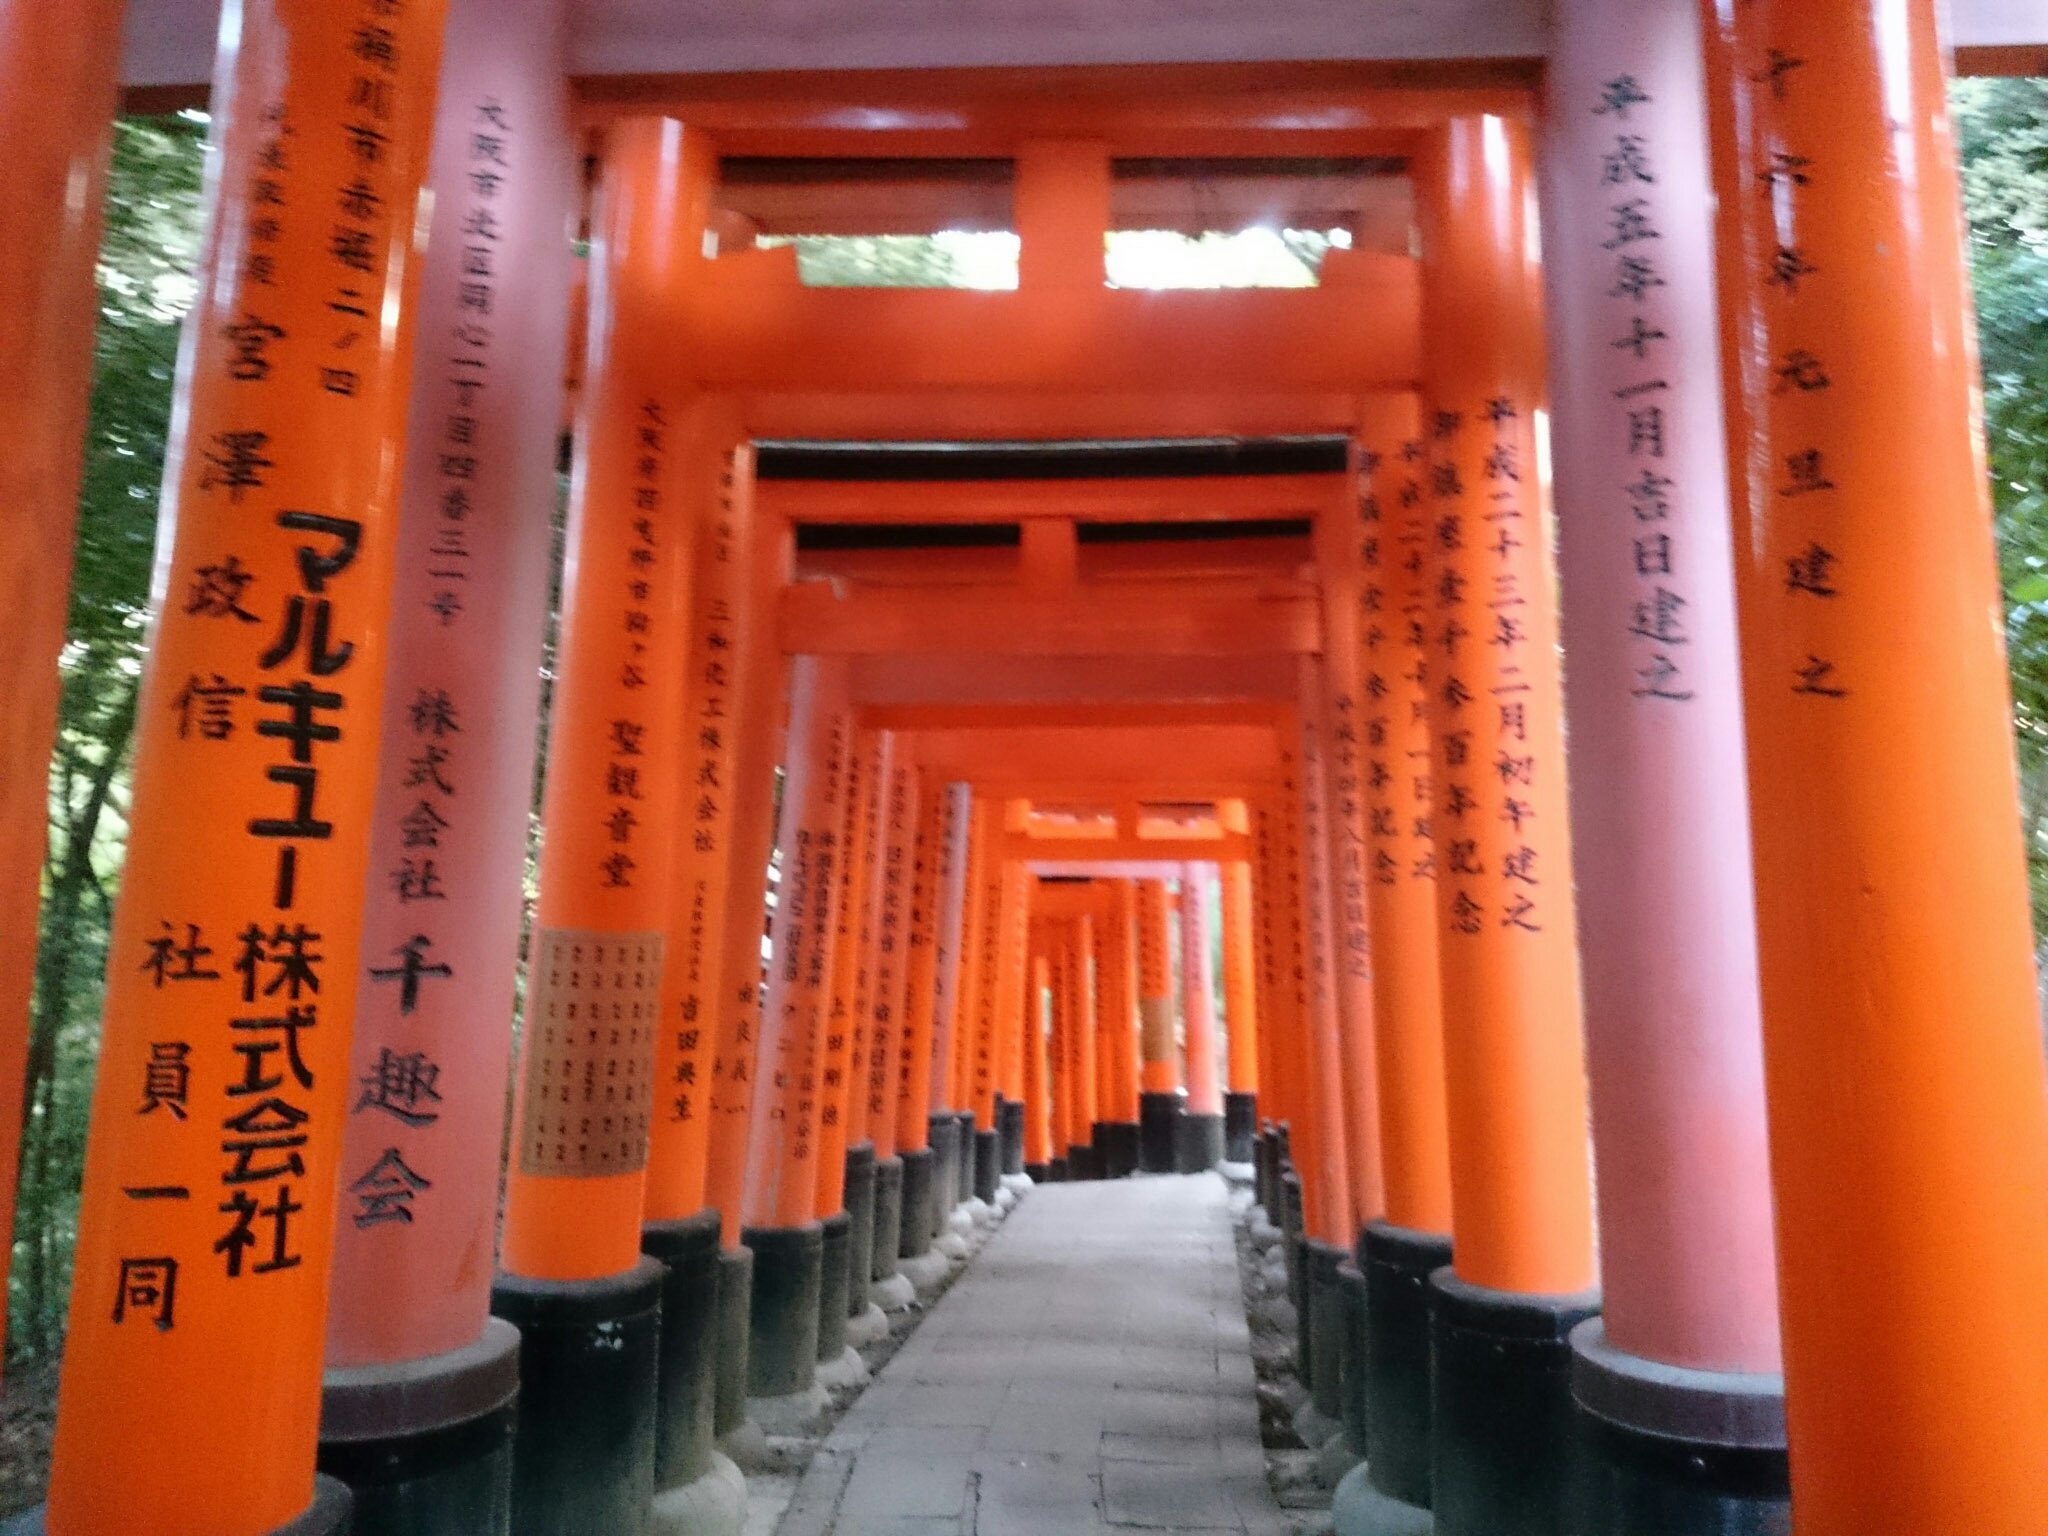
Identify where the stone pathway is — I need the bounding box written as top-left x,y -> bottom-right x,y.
773,1172 -> 1305,1536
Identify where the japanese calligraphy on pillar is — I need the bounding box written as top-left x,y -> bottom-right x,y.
1426,400 -> 1549,938
868,763 -> 915,1127
1363,438 -> 1440,889
1732,39 -> 1845,702
48,5 -> 446,1526
516,929 -> 663,1175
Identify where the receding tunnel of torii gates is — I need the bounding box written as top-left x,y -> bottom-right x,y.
5,3 -> 2048,1535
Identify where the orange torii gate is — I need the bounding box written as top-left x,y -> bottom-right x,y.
6,12 -> 2046,1536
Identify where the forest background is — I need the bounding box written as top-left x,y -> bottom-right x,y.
9,81 -> 2048,1371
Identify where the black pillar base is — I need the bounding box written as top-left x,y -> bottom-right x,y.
843,1144 -> 877,1319
1568,1320 -> 1789,1536
928,1112 -> 962,1238
897,1145 -> 935,1260
1361,1221 -> 1452,1510
318,1317 -> 520,1536
1025,1160 -> 1051,1181
871,1154 -> 904,1281
641,1209 -> 723,1491
1048,1156 -> 1069,1182
1093,1120 -> 1140,1179
1429,1267 -> 1601,1536
490,1258 -> 664,1536
740,1222 -> 823,1397
1279,1173 -> 1305,1316
973,1126 -> 1001,1203
1174,1111 -> 1226,1173
1067,1141 -> 1099,1180
816,1209 -> 853,1361
951,1109 -> 978,1213
1293,1234 -> 1316,1390
1224,1091 -> 1259,1163
1139,1091 -> 1182,1173
997,1097 -> 1026,1175
1255,1126 -> 1279,1213
713,1242 -> 754,1438
1306,1240 -> 1349,1422
1336,1261 -> 1370,1457
6,1477 -> 355,1536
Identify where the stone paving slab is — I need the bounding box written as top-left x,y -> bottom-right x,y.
773,1173 -> 1304,1536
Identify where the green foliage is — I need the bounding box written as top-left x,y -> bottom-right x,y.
10,114 -> 205,1361
1953,81 -> 2048,929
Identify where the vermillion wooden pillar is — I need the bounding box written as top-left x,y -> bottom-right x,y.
1348,391 -> 1460,1515
1292,679 -> 1357,1249
1542,0 -> 1787,1526
1045,934 -> 1071,1174
1091,878 -> 1141,1175
736,654 -> 850,1398
950,794 -> 991,1137
1705,4 -> 2048,1530
864,753 -> 917,1160
1215,822 -> 1261,1161
1248,799 -> 1303,1191
1023,950 -> 1054,1173
959,799 -> 1004,1199
815,731 -> 883,1217
922,781 -> 975,1226
0,0 -> 124,1367
1310,500 -> 1388,1236
1065,914 -> 1100,1174
318,0 -> 573,1521
1133,877 -> 1180,1172
991,836 -> 1034,1176
646,423 -> 754,1224
493,118 -> 705,1535
890,781 -> 946,1257
1174,869 -> 1225,1170
44,3 -> 447,1531
1411,117 -> 1599,1536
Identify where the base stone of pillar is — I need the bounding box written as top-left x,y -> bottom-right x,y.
997,1097 -> 1027,1175
1138,1092 -> 1182,1172
1305,1240 -> 1349,1424
19,1474 -> 356,1536
843,1145 -> 878,1320
641,1210 -> 724,1494
1336,1260 -> 1371,1455
973,1127 -> 1002,1204
925,1114 -> 958,1240
1428,1267 -> 1601,1536
649,1449 -> 746,1536
740,1222 -> 823,1399
490,1258 -> 665,1536
1567,1320 -> 1790,1536
897,1146 -> 935,1260
1174,1111 -> 1226,1173
1332,1462 -> 1433,1536
871,1155 -> 904,1283
1093,1120 -> 1140,1179
1225,1092 -> 1259,1163
872,1271 -> 918,1312
816,1210 -> 853,1363
1361,1222 -> 1451,1511
712,1244 -> 754,1443
317,1316 -> 520,1535
1067,1142 -> 1099,1180
1025,1161 -> 1051,1182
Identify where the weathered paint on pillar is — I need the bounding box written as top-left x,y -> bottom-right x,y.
1543,0 -> 1778,1374
645,424 -> 753,1224
1094,879 -> 1141,1123
1706,3 -> 2048,1526
1355,394 -> 1455,1238
498,119 -> 703,1283
1291,680 -> 1358,1244
1311,500 -> 1389,1230
893,780 -> 948,1147
328,0 -> 573,1365
814,729 -> 884,1215
1177,870 -> 1222,1117
864,753 -> 916,1156
702,464 -> 780,1246
925,781 -> 974,1115
741,655 -> 852,1230
46,2 -> 447,1528
1415,118 -> 1597,1297
1134,879 -> 1177,1093
0,0 -> 126,1366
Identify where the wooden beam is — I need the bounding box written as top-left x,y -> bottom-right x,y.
780,578 -> 1320,656
759,474 -> 1340,523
